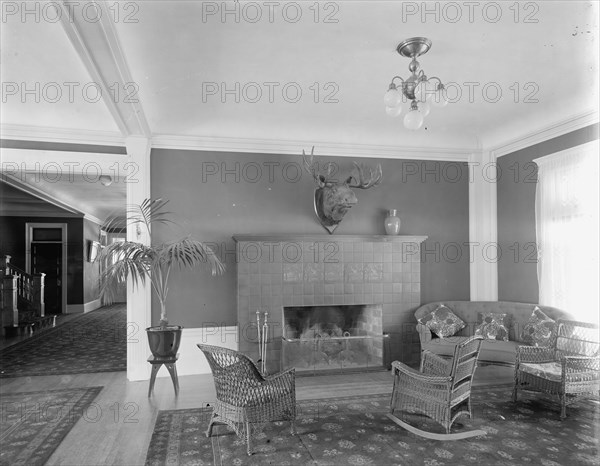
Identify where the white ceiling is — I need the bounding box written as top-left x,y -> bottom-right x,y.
0,174 -> 124,220
0,1 -> 598,219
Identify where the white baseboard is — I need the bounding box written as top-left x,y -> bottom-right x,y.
84,299 -> 102,313
155,326 -> 238,378
65,299 -> 102,314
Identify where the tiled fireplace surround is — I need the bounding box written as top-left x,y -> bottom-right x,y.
234,235 -> 427,373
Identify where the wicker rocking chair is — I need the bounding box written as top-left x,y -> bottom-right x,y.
197,344 -> 296,455
389,335 -> 485,440
513,319 -> 600,418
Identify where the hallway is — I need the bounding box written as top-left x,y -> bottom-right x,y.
0,304 -> 126,378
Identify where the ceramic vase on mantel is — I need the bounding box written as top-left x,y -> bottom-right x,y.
384,209 -> 401,235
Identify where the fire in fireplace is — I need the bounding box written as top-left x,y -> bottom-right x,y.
281,304 -> 384,373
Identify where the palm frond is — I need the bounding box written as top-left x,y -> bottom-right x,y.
98,199 -> 225,323
158,237 -> 225,276
133,198 -> 175,231
98,241 -> 156,299
101,198 -> 176,235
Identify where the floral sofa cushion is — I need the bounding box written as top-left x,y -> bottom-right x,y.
417,304 -> 465,339
519,362 -> 563,382
475,313 -> 510,341
521,307 -> 555,347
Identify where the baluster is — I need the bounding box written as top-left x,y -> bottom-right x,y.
2,275 -> 18,327
2,255 -> 11,275
26,276 -> 32,301
33,274 -> 45,317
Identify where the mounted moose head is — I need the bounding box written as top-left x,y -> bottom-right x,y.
303,147 -> 382,234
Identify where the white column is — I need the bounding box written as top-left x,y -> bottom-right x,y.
125,136 -> 152,381
468,150 -> 498,301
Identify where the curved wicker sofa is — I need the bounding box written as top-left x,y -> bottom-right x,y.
414,301 -> 573,366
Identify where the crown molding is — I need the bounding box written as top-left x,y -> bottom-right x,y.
2,125 -> 473,161
0,147 -> 131,172
487,110 -> 599,158
1,124 -> 125,147
533,139 -> 599,166
4,112 -> 597,164
83,213 -> 104,226
1,173 -> 81,216
152,134 -> 472,162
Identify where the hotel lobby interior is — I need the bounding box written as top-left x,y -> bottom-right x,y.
0,1 -> 599,464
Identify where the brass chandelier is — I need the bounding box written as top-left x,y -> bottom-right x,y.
384,37 -> 448,130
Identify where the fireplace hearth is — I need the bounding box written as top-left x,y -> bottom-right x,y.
282,304 -> 384,373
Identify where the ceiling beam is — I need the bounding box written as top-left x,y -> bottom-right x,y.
56,0 -> 151,138
0,124 -> 125,147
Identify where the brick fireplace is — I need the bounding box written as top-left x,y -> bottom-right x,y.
234,234 -> 427,373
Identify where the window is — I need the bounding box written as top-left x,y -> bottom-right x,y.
534,140 -> 599,323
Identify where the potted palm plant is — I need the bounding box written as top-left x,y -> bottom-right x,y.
99,198 -> 225,358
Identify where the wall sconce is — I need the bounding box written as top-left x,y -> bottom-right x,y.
99,175 -> 113,186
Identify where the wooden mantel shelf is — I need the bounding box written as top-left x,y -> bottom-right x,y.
232,234 -> 428,243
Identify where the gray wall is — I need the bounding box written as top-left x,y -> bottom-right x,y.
83,218 -> 101,303
497,124 -> 599,303
151,149 -> 471,327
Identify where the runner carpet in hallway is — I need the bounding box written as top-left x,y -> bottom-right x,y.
0,304 -> 126,378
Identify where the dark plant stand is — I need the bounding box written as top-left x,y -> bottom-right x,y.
147,353 -> 180,397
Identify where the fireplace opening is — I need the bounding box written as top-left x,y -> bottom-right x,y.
281,304 -> 384,373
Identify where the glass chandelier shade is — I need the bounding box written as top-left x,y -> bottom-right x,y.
420,101 -> 431,118
384,85 -> 403,107
403,102 -> 424,130
431,83 -> 449,107
384,37 -> 447,130
385,105 -> 403,117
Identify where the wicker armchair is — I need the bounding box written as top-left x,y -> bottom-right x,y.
197,344 -> 296,455
512,319 -> 599,418
390,335 -> 484,435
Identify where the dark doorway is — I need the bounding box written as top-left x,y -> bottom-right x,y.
31,242 -> 63,314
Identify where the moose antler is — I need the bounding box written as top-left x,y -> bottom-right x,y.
302,146 -> 335,187
348,162 -> 383,189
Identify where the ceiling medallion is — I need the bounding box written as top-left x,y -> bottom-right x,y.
384,37 -> 448,130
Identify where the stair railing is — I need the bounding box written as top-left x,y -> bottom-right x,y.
1,255 -> 45,327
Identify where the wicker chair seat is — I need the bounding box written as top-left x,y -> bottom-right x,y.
519,361 -> 600,383
513,319 -> 600,419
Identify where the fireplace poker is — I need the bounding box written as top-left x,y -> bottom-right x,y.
256,310 -> 262,363
261,312 -> 268,374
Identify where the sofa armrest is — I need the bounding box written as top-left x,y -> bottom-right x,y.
416,323 -> 433,346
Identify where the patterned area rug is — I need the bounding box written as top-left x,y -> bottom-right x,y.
0,386 -> 103,465
145,385 -> 600,466
0,304 -> 126,377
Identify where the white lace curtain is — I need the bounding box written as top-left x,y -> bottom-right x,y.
534,140 -> 599,323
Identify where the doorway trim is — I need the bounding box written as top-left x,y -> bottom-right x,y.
25,223 -> 68,314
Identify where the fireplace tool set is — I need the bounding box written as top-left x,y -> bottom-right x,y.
256,310 -> 269,374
